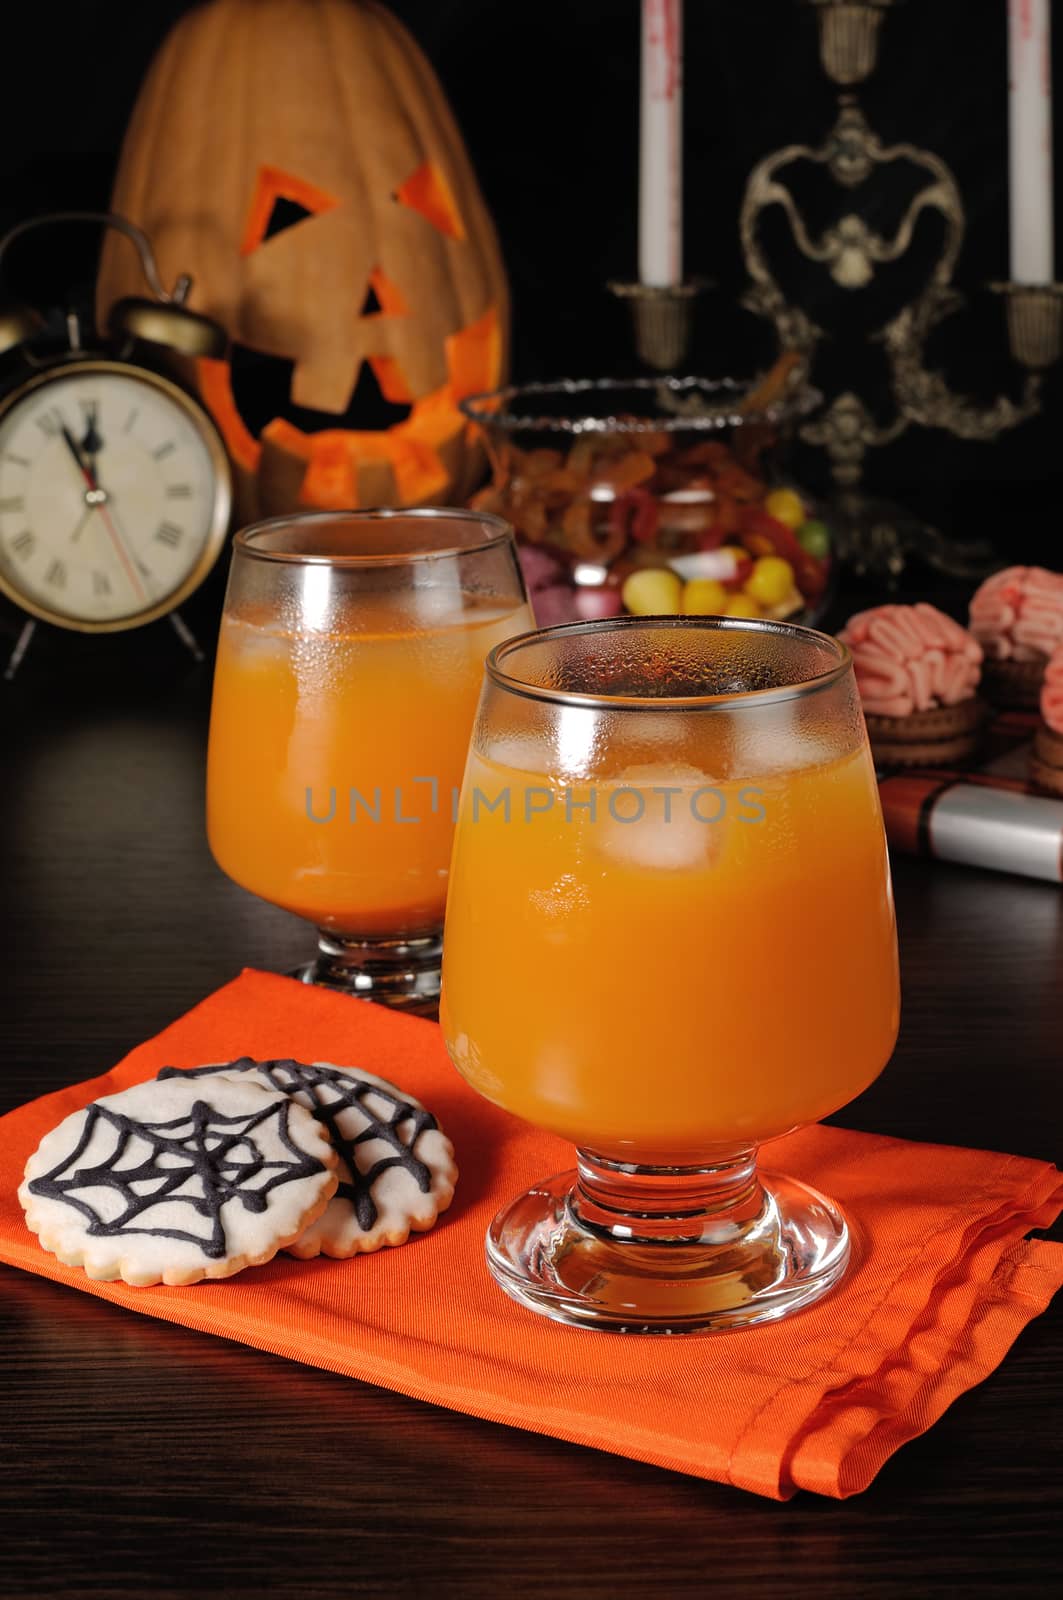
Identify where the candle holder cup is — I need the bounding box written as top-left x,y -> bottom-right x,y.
804,0 -> 899,87
607,279 -> 709,372
989,282 -> 1063,371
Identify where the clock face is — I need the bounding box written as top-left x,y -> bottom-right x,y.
0,363 -> 231,631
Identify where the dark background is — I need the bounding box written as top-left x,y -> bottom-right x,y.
0,0 -> 1061,665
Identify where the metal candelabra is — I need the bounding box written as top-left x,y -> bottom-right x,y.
743,0 -> 1061,579
611,0 -> 1062,581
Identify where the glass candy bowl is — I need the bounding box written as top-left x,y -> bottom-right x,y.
462,377 -> 833,629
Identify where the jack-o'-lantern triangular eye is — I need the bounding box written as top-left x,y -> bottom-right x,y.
241,166 -> 340,255
393,161 -> 466,240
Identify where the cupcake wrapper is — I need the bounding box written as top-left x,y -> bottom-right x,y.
866,698 -> 986,769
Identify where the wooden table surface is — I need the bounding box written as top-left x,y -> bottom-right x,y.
1,641 -> 1061,1600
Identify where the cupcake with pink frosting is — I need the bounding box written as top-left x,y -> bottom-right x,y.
1029,642 -> 1063,795
968,565 -> 1063,707
838,602 -> 985,767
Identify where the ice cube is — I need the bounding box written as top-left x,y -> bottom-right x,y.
479,733 -> 553,778
589,762 -> 728,871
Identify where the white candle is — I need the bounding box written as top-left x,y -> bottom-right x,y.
639,0 -> 683,287
1008,0 -> 1054,283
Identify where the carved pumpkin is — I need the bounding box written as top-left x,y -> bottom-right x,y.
97,0 -> 508,519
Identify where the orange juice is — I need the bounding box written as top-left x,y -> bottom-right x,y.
207,593 -> 532,934
441,740 -> 898,1159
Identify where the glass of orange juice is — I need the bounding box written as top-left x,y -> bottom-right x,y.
207,508 -> 532,1008
441,616 -> 899,1331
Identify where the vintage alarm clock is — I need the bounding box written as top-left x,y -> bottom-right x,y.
0,211 -> 232,664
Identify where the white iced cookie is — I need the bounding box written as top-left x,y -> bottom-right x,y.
159,1058 -> 457,1259
19,1074 -> 338,1287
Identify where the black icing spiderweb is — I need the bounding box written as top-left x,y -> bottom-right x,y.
28,1097 -> 327,1259
160,1058 -> 437,1232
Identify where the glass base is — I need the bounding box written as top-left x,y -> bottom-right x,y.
485,1150 -> 850,1334
291,928 -> 441,1013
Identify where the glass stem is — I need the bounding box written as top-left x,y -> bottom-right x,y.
572,1146 -> 764,1246
306,928 -> 443,1005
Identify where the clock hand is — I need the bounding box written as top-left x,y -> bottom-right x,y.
79,404 -> 103,459
60,422 -> 94,485
58,424 -> 148,604
90,495 -> 150,606
79,404 -> 103,486
102,500 -> 156,601
69,504 -> 94,544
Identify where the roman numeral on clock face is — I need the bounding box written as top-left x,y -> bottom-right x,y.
93,570 -> 112,596
11,530 -> 34,558
0,496 -> 25,513
45,558 -> 66,588
155,522 -> 183,548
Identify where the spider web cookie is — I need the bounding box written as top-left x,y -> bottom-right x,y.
159,1058 -> 457,1259
19,1075 -> 338,1286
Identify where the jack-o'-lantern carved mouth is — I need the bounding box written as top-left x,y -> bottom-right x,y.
228,341 -> 414,438
194,159 -> 502,509
198,298 -> 499,508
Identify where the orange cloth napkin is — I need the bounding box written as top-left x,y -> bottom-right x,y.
1,969 -> 1060,1501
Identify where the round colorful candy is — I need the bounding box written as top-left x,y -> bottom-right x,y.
621,568 -> 683,615
745,556 -> 795,608
797,519 -> 830,559
681,578 -> 727,615
763,488 -> 805,530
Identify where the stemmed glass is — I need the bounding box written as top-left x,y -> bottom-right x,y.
441,616 -> 900,1332
206,508 -> 532,1009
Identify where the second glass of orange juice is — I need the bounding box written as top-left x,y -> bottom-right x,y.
207,508 -> 531,1007
441,616 -> 900,1331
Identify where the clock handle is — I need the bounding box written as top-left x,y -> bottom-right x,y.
0,210 -> 186,304
0,210 -> 228,361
